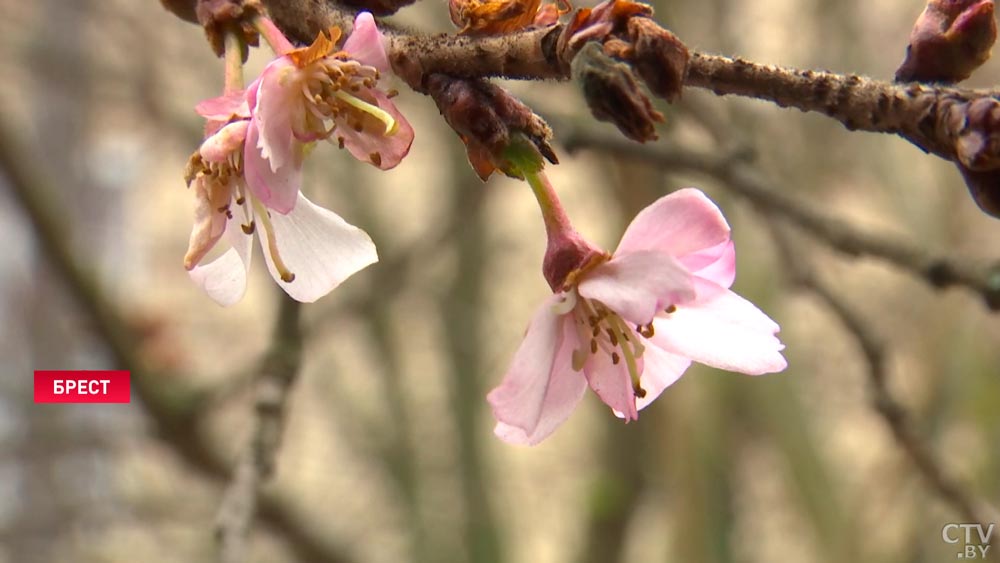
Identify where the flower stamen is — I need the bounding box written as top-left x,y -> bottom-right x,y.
251,198 -> 296,283
332,90 -> 397,135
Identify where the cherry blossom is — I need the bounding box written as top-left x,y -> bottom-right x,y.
488,188 -> 787,445
247,12 -> 414,214
183,91 -> 377,305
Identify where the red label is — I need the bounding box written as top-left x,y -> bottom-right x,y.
34,371 -> 131,403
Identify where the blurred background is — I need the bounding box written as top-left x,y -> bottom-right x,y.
0,0 -> 998,561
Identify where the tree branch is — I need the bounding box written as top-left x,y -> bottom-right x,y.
0,112 -> 353,563
769,224 -> 1000,557
561,127 -> 1000,310
216,295 -> 303,563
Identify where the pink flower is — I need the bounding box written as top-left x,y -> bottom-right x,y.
246,12 -> 414,214
183,91 -> 378,305
488,188 -> 787,445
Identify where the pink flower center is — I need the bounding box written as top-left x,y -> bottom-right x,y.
291,57 -> 398,151
560,290 -> 657,398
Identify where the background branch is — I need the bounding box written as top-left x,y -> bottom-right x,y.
216,296 -> 304,563
561,126 -> 1000,310
768,224 -> 1000,558
0,110 -> 353,563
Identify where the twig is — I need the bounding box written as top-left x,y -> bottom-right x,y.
0,112 -> 353,563
156,0 -> 1000,171
768,225 -> 1000,558
216,295 -> 303,563
560,127 -> 1000,310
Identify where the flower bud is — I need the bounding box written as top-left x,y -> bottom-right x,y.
895,0 -> 997,83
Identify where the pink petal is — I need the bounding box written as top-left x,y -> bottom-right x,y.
489,298 -> 587,445
196,91 -> 250,121
337,89 -> 414,170
253,58 -> 298,173
615,188 -> 731,260
578,250 -> 694,326
188,212 -> 254,307
199,120 -> 249,163
634,341 -> 691,411
651,280 -> 787,375
244,120 -> 301,214
344,12 -> 390,74
261,192 -> 378,302
679,240 -> 736,289
583,345 -> 639,421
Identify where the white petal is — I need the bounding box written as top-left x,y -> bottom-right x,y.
262,192 -> 378,302
652,281 -> 786,375
188,214 -> 254,307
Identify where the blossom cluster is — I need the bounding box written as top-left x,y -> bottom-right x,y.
181,10 -> 786,446
184,13 -> 412,305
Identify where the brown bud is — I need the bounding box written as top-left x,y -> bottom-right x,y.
160,0 -> 197,23
571,41 -> 663,143
956,97 -> 1000,170
956,163 -> 1000,217
627,17 -> 689,102
895,0 -> 997,83
426,75 -> 557,180
195,0 -> 262,57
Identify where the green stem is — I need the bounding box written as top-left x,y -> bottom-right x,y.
223,29 -> 244,94
523,168 -> 574,240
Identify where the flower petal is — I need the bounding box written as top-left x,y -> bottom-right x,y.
336,89 -> 414,170
635,341 -> 691,411
344,12 -> 390,74
196,91 -> 249,121
680,240 -> 736,289
578,250 -> 694,326
652,280 -> 786,375
615,188 -> 731,259
584,345 -> 639,421
188,211 -> 254,307
183,178 -> 233,269
244,120 -> 302,214
253,58 -> 298,173
489,295 -> 588,445
261,192 -> 378,302
200,120 -> 249,163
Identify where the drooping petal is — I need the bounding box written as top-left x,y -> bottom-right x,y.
200,120 -> 249,163
583,344 -> 639,421
490,300 -> 588,445
183,178 -> 233,269
680,240 -> 736,289
615,188 -> 731,259
253,58 -> 299,173
343,12 -> 390,74
578,250 -> 694,326
188,210 -> 254,307
243,120 -> 302,214
336,89 -> 414,170
261,192 -> 378,302
651,280 -> 786,375
634,340 -> 691,411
